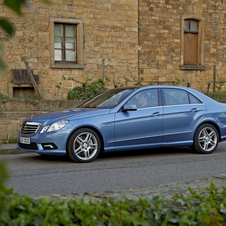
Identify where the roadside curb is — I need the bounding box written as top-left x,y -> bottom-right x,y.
0,144 -> 23,155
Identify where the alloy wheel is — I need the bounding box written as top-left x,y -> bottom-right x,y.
198,126 -> 217,152
73,131 -> 98,161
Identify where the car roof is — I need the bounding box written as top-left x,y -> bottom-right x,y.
111,85 -> 191,90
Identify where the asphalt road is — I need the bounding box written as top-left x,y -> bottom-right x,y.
2,142 -> 226,196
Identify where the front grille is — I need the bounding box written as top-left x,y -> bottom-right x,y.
21,121 -> 40,135
19,142 -> 38,150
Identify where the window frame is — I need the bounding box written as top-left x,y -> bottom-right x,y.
180,14 -> 205,71
50,17 -> 84,69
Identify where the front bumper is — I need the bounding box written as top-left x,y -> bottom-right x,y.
17,123 -> 75,156
17,143 -> 67,156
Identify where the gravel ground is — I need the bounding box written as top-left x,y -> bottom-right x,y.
37,174 -> 226,203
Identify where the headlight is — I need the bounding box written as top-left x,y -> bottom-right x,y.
40,125 -> 49,134
40,120 -> 68,133
47,120 -> 68,132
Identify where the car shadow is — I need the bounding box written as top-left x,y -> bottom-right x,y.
98,147 -> 195,160
18,147 -> 195,163
17,153 -> 70,163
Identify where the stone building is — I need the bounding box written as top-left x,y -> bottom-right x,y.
138,0 -> 226,92
0,0 -> 226,100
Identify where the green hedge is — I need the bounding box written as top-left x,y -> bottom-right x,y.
1,183 -> 226,225
0,160 -> 226,225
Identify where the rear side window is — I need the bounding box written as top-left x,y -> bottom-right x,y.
189,93 -> 202,104
163,89 -> 189,106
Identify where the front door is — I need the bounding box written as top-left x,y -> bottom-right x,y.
114,89 -> 164,149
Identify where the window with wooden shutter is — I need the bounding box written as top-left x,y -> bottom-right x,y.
184,20 -> 198,65
180,15 -> 205,71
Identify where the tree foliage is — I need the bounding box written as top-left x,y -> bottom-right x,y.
1,0 -> 51,36
0,0 -> 51,71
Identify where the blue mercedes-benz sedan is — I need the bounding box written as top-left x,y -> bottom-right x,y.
18,85 -> 226,163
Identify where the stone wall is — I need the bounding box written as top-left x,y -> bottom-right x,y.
1,0 -> 226,100
138,0 -> 226,92
0,100 -> 83,141
0,0 -> 138,99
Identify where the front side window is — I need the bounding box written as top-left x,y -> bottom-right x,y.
127,89 -> 158,109
54,24 -> 76,62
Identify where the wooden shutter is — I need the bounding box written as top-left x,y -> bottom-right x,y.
184,33 -> 198,65
11,69 -> 39,84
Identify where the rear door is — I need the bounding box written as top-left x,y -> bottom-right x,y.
162,88 -> 206,144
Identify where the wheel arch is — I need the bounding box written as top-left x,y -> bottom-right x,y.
66,126 -> 105,153
194,121 -> 221,141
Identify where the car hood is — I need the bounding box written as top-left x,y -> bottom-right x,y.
27,108 -> 111,125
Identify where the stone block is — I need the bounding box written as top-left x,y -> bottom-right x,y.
7,123 -> 20,139
58,100 -> 83,110
25,112 -> 42,120
40,101 -> 59,112
0,132 -> 7,141
0,119 -> 10,125
0,125 -> 6,132
7,113 -> 26,119
2,101 -> 40,112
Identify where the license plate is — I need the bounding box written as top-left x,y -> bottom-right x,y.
20,137 -> 30,144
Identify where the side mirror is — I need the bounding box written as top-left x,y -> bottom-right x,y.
122,104 -> 137,112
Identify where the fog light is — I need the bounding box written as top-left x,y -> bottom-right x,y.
42,143 -> 58,150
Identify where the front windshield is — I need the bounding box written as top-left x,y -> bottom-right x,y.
79,88 -> 136,108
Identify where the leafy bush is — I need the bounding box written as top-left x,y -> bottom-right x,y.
1,150 -> 226,225
67,78 -> 107,100
57,75 -> 144,100
0,92 -> 8,100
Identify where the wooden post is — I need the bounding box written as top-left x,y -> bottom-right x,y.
207,83 -> 210,96
101,59 -> 105,92
23,57 -> 42,100
213,65 -> 216,99
83,83 -> 87,99
102,59 -> 105,81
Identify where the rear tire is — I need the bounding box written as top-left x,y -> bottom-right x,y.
192,123 -> 219,154
67,128 -> 101,163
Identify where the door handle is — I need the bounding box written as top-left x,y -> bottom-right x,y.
151,112 -> 160,117
190,108 -> 198,112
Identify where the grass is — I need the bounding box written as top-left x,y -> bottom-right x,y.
11,93 -> 39,100
206,91 -> 226,101
0,92 -> 39,100
2,137 -> 18,144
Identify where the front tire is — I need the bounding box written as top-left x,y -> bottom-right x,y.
192,123 -> 219,154
67,128 -> 101,163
